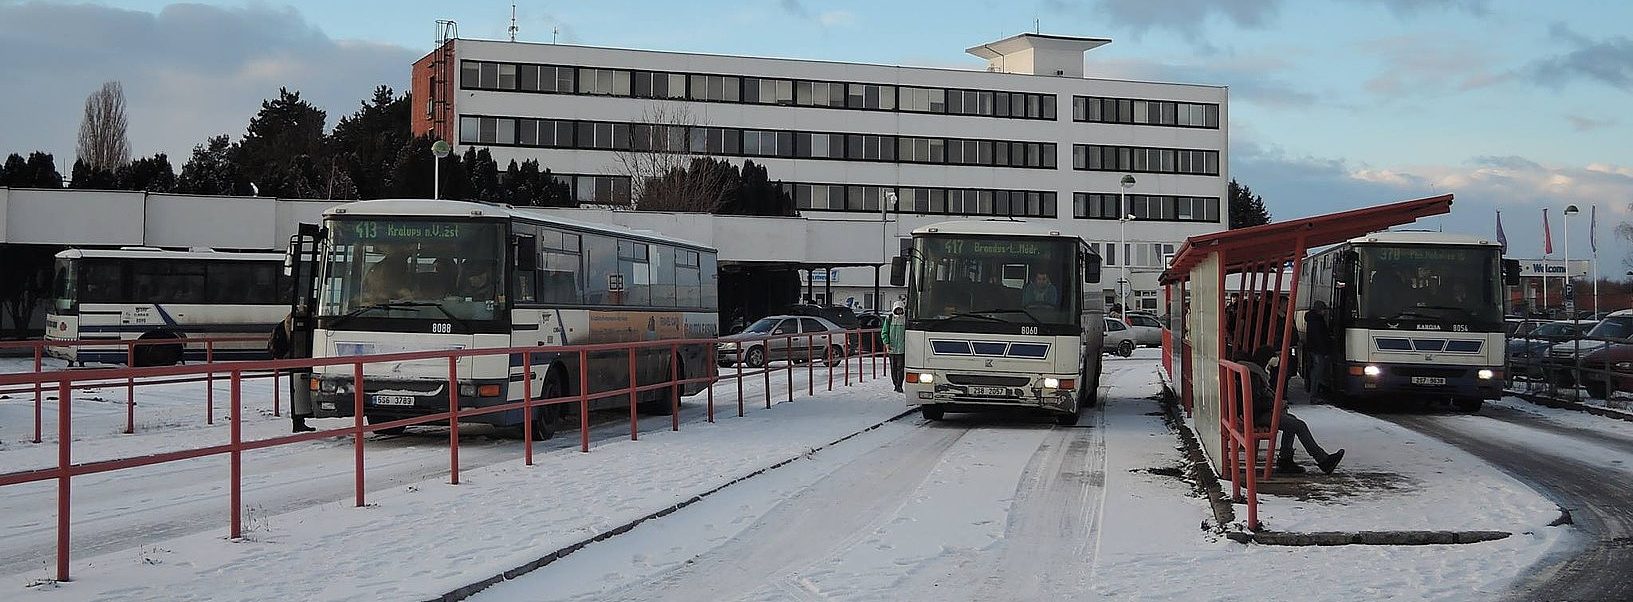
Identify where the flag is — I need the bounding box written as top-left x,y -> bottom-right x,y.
1495,210 -> 1507,254
1590,205 -> 1598,254
1543,208 -> 1553,255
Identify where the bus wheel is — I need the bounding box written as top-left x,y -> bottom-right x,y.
1453,398 -> 1483,413
1054,407 -> 1081,426
1078,369 -> 1101,408
920,405 -> 945,421
1584,381 -> 1608,400
745,346 -> 767,368
532,373 -> 564,440
133,332 -> 185,367
1117,339 -> 1135,357
640,365 -> 682,416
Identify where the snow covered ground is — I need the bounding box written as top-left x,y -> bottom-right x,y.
0,351 -> 1582,600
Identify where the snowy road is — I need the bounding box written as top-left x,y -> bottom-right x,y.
1381,400 -> 1633,601
475,360 -> 1140,602
0,358 -> 860,579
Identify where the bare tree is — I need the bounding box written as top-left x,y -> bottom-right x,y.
612,105 -> 735,212
76,81 -> 131,172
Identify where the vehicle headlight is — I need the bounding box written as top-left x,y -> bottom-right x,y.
1363,365 -> 1382,377
719,342 -> 739,350
917,373 -> 935,384
1043,377 -> 1060,388
459,384 -> 476,397
1616,361 -> 1633,371
1477,369 -> 1495,380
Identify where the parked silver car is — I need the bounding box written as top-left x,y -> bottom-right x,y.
1102,317 -> 1136,357
718,315 -> 849,368
1121,313 -> 1166,347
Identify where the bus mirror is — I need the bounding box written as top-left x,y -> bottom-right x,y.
889,256 -> 906,286
1502,259 -> 1521,286
282,246 -> 295,277
1085,253 -> 1102,284
513,236 -> 538,271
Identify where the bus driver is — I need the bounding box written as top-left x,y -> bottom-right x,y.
1022,271 -> 1059,308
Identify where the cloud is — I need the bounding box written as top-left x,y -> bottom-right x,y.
777,0 -> 856,28
818,10 -> 856,27
778,0 -> 811,18
0,2 -> 417,165
1234,141 -> 1633,261
1046,0 -> 1487,39
1359,33 -> 1512,97
1566,115 -> 1617,132
1528,23 -> 1633,91
1086,56 -> 1318,107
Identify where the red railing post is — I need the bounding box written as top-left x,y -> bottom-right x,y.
578,349 -> 590,453
56,378 -> 71,583
447,356 -> 461,485
230,369 -> 242,539
785,334 -> 793,404
806,333 -> 815,397
762,336 -> 771,410
272,368 -> 281,417
706,344 -> 716,423
628,347 -> 639,441
827,333 -> 835,392
34,344 -> 43,443
523,351 -> 534,466
205,341 -> 215,426
736,346 -> 745,418
354,362 -> 367,505
124,342 -> 135,435
872,332 -> 879,379
670,343 -> 680,432
844,332 -> 851,387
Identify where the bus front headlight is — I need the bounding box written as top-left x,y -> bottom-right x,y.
1043,377 -> 1060,389
1477,369 -> 1495,380
1363,365 -> 1382,377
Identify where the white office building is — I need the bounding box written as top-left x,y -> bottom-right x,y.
411,32 -> 1229,313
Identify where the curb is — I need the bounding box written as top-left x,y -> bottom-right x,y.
1154,374 -> 1240,538
425,407 -> 919,602
1510,390 -> 1633,423
1252,530 -> 1510,546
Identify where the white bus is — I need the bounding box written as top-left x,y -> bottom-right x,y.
1295,231 -> 1514,412
45,247 -> 289,366
892,220 -> 1105,424
300,199 -> 719,438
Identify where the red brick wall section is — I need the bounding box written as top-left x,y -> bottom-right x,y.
410,40 -> 456,140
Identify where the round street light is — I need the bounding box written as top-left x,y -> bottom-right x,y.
430,140 -> 452,200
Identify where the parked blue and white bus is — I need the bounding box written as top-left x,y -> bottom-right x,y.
1295,231 -> 1512,411
300,199 -> 719,438
45,247 -> 289,365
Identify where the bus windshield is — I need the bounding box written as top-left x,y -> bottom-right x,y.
910,235 -> 1078,329
319,219 -> 506,323
51,259 -> 75,312
1356,245 -> 1502,326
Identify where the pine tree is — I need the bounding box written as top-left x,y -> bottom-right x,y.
1228,179 -> 1271,229
114,153 -> 177,192
236,88 -> 327,198
176,135 -> 245,195
69,158 -> 117,189
329,85 -> 411,199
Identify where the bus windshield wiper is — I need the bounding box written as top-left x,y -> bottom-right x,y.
965,307 -> 1045,325
327,301 -> 470,331
930,312 -> 1010,325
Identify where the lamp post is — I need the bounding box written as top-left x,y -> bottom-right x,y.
1118,174 -> 1136,318
1565,204 -> 1580,385
882,190 -> 898,312
431,140 -> 451,200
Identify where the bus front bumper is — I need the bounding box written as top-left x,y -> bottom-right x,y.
1340,364 -> 1503,400
309,376 -> 511,422
906,373 -> 1078,413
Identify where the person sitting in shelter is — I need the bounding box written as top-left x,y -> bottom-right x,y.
1021,271 -> 1060,307
1242,346 -> 1345,475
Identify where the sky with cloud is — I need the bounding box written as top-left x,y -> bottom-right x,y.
2,0 -> 1630,267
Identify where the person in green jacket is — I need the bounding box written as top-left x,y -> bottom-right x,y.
884,301 -> 907,392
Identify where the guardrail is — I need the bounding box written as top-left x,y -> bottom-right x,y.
1504,331 -> 1633,406
0,328 -> 886,583
1218,359 -> 1266,531
0,336 -> 272,442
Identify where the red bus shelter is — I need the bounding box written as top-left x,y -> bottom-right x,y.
1159,194 -> 1454,529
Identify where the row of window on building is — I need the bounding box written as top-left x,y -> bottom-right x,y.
459,60 -> 1062,120
1073,193 -> 1220,223
1071,144 -> 1220,176
1071,96 -> 1220,128
1088,241 -> 1180,268
460,115 -> 1063,169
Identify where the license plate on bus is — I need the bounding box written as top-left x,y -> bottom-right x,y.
372,395 -> 416,406
967,386 -> 1008,396
1410,377 -> 1447,386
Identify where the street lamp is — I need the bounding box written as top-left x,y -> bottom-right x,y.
1565,204 -> 1580,382
1118,174 -> 1136,318
881,190 -> 899,312
431,139 -> 452,200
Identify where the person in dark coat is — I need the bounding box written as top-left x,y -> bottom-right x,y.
1241,354 -> 1344,475
269,314 -> 316,432
1303,300 -> 1333,400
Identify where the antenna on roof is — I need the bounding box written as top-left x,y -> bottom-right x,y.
553,26 -> 559,44
508,4 -> 518,42
1035,16 -> 1040,34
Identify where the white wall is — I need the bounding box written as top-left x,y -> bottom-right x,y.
0,188 -> 343,250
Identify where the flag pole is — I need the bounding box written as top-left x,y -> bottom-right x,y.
1542,208 -> 1550,316
1593,204 -> 1600,315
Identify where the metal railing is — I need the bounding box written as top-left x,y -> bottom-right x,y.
0,328 -> 886,582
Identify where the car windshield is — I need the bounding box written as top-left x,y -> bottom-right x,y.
1532,323 -> 1577,337
1588,316 -> 1633,341
319,218 -> 506,322
741,318 -> 781,334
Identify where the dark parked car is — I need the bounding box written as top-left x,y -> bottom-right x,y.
1508,319 -> 1594,380
1544,311 -> 1633,386
1579,342 -> 1633,399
